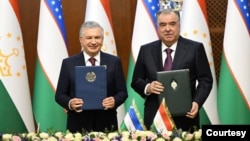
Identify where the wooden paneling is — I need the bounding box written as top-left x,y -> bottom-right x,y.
19,0 -> 40,96
206,0 -> 227,82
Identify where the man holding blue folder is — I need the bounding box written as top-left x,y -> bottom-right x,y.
55,21 -> 128,133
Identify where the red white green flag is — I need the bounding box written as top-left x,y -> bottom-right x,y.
152,98 -> 176,134
180,0 -> 219,125
0,0 -> 35,133
84,0 -> 125,127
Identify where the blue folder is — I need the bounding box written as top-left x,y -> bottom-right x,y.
75,66 -> 107,110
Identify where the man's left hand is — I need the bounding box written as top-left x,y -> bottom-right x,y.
186,102 -> 199,118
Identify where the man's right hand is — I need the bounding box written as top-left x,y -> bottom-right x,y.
147,81 -> 164,94
70,98 -> 83,112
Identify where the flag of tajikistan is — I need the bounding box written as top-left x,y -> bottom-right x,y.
0,0 -> 35,133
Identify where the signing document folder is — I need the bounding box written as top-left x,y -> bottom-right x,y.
157,69 -> 192,116
75,65 -> 107,110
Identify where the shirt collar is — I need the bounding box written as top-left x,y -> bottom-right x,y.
83,51 -> 101,64
161,41 -> 178,52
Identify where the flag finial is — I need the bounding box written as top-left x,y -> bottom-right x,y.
159,0 -> 183,11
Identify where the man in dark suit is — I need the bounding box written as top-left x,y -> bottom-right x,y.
55,21 -> 128,133
131,9 -> 213,132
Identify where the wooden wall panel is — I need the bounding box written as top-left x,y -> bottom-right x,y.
19,0 -> 40,96
62,0 -> 85,55
206,0 -> 227,82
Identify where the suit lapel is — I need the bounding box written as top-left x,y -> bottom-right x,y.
172,37 -> 189,70
151,41 -> 164,71
75,52 -> 86,66
100,52 -> 111,68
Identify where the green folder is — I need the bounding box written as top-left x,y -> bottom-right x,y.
157,69 -> 192,116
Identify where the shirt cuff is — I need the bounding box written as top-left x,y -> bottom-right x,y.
144,84 -> 151,95
68,99 -> 73,110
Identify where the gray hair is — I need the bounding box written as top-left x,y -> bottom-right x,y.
156,9 -> 180,22
79,21 -> 104,37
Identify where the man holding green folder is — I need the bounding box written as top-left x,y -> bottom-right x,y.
131,9 -> 213,132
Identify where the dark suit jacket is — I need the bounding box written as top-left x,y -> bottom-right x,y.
131,36 -> 213,131
55,51 -> 128,132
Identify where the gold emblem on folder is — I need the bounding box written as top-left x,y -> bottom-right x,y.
171,80 -> 177,90
86,71 -> 96,82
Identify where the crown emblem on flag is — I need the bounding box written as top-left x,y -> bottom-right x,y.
159,0 -> 183,11
0,48 -> 19,76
